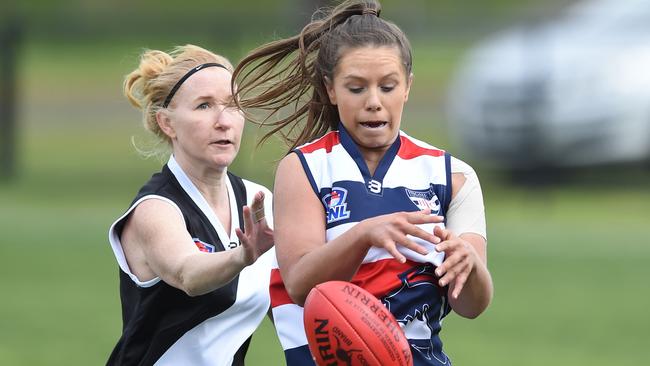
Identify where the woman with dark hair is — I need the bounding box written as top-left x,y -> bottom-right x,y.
234,1 -> 493,365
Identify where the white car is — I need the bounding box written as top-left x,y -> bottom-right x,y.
446,0 -> 650,170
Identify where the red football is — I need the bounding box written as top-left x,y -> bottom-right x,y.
303,281 -> 413,366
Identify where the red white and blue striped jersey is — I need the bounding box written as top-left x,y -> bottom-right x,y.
270,126 -> 454,366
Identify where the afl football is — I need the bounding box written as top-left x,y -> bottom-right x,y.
303,281 -> 412,366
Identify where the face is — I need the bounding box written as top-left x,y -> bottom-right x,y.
157,67 -> 244,172
325,46 -> 412,158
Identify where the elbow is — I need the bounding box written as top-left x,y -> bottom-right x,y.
279,266 -> 311,306
453,299 -> 490,319
286,285 -> 308,307
179,278 -> 203,297
284,279 -> 311,307
456,306 -> 486,319
451,288 -> 493,319
182,285 -> 205,298
176,268 -> 208,297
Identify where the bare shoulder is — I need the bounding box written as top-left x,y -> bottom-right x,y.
128,197 -> 184,229
123,198 -> 186,252
275,152 -> 303,179
122,197 -> 193,281
121,198 -> 184,281
274,152 -> 313,193
273,152 -> 323,229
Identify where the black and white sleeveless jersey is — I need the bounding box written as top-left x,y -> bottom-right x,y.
107,156 -> 274,366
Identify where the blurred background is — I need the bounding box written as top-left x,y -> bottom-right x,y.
1,0 -> 648,365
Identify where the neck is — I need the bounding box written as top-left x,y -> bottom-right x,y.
359,146 -> 389,176
173,154 -> 229,205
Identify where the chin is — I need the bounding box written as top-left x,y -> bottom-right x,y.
209,156 -> 235,169
365,136 -> 395,148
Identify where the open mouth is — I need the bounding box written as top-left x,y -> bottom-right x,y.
360,121 -> 388,129
212,139 -> 232,146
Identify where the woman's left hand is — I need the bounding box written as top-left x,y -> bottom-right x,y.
433,226 -> 481,299
236,191 -> 274,266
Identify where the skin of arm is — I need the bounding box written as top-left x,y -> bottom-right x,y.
121,193 -> 272,297
273,153 -> 443,306
434,173 -> 493,318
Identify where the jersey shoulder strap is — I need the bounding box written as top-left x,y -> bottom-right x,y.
227,172 -> 247,233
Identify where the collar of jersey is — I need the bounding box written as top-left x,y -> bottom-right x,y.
167,155 -> 239,250
337,123 -> 402,189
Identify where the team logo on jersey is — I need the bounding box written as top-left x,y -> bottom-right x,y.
383,264 -> 449,363
322,187 -> 351,224
405,184 -> 441,214
366,179 -> 383,195
193,238 -> 216,253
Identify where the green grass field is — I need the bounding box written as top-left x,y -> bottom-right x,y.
1,39 -> 649,365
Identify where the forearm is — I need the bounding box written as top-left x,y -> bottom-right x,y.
175,248 -> 248,297
280,225 -> 370,306
448,261 -> 493,318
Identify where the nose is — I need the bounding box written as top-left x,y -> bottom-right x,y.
365,89 -> 382,112
213,105 -> 237,129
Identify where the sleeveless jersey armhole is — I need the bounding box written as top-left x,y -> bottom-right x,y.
108,195 -> 183,287
443,152 -> 452,224
291,149 -> 319,197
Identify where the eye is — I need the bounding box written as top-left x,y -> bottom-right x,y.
380,85 -> 395,93
196,102 -> 211,110
348,87 -> 364,94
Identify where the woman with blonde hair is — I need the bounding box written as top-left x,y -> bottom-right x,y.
107,44 -> 274,365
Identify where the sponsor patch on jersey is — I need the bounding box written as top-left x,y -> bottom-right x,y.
193,238 -> 216,253
405,184 -> 441,214
322,187 -> 351,224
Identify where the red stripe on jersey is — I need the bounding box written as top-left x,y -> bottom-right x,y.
298,131 -> 340,154
271,259 -> 436,308
270,268 -> 293,308
398,135 -> 445,159
351,259 -> 417,297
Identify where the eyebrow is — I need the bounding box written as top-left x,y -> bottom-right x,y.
192,95 -> 233,104
193,95 -> 213,101
342,72 -> 401,81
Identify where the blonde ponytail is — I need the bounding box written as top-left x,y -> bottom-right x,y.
123,45 -> 234,151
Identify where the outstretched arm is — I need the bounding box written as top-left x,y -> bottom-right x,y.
121,194 -> 273,297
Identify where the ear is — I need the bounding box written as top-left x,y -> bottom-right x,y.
156,110 -> 176,139
324,76 -> 337,105
404,73 -> 414,103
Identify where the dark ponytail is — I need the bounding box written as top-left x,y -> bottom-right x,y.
233,0 -> 412,151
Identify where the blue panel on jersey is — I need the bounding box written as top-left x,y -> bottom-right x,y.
382,263 -> 451,365
338,124 -> 402,195
319,180 -> 448,229
284,345 -> 316,366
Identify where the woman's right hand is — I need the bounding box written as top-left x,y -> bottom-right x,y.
236,191 -> 274,266
357,209 -> 444,263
